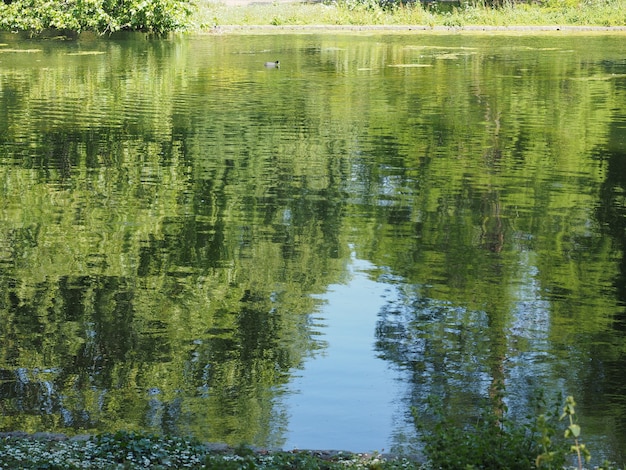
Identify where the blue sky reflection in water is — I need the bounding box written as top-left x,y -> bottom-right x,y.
283,255 -> 408,453
0,31 -> 626,465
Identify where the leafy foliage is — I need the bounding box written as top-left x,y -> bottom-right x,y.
0,432 -> 421,469
2,0 -> 622,32
413,387 -> 539,469
0,0 -> 191,34
413,389 -> 621,470
90,431 -> 208,467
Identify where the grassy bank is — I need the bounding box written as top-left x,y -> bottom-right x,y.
190,0 -> 626,32
0,0 -> 624,34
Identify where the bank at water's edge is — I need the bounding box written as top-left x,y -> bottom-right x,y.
0,431 -> 422,469
192,0 -> 626,32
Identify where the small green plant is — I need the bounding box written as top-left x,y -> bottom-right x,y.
90,430 -> 208,467
441,10 -> 465,27
536,395 -> 592,469
561,395 -> 591,470
534,404 -> 567,469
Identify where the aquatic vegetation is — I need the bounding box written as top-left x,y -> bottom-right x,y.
0,431 -> 423,469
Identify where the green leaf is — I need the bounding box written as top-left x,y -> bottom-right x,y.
568,424 -> 581,438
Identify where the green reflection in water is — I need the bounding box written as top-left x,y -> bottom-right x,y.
0,32 -> 626,462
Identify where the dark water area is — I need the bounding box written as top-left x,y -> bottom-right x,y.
1,31 -> 626,464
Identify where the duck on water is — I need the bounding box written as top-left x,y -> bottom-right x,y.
264,61 -> 280,68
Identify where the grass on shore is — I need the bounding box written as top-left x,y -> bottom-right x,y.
190,0 -> 626,31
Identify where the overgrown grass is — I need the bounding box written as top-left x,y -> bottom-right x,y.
191,0 -> 626,31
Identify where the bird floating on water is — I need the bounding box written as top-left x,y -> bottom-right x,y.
264,61 -> 280,68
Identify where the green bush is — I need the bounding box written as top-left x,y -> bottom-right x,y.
0,0 -> 191,34
412,386 -> 611,470
414,394 -> 538,469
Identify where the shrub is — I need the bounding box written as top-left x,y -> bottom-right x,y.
412,386 -> 605,470
0,0 -> 192,34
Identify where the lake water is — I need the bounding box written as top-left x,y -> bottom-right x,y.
1,31 -> 626,464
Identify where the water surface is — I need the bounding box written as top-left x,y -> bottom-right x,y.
1,31 -> 626,464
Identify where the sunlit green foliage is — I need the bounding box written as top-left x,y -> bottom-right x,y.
0,0 -> 191,34
194,0 -> 626,29
0,0 -> 624,33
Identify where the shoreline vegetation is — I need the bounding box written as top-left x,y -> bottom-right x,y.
192,0 -> 626,33
0,0 -> 625,35
202,23 -> 626,33
0,431 -> 421,469
0,394 -> 620,469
